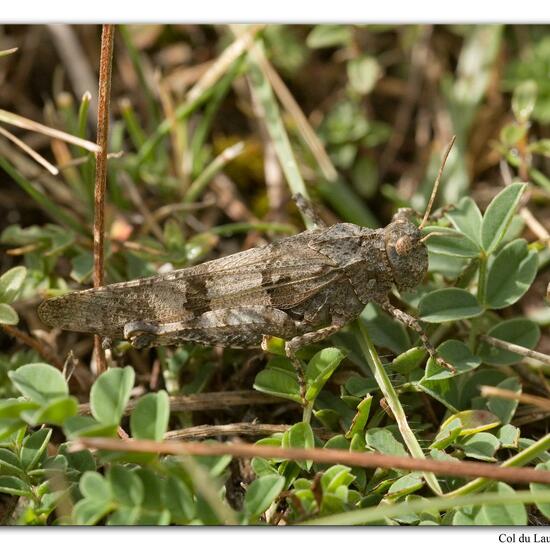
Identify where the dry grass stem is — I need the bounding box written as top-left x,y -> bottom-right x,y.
0,125 -> 59,175
164,422 -> 334,441
74,436 -> 550,486
92,24 -> 115,375
481,334 -> 550,366
0,108 -> 100,152
481,385 -> 550,411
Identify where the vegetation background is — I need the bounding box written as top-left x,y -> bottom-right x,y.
0,24 -> 549,526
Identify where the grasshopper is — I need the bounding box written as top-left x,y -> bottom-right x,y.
39,139 -> 456,397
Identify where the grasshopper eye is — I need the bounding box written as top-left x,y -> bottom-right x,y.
395,235 -> 413,256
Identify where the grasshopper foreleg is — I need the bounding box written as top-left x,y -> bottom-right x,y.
379,302 -> 455,373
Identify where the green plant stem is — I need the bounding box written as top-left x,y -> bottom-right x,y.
353,320 -> 442,496
445,433 -> 550,498
301,488 -> 550,525
477,252 -> 488,306
302,402 -> 313,424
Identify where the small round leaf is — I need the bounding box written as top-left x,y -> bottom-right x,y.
9,363 -> 68,404
419,288 -> 483,323
90,366 -> 135,425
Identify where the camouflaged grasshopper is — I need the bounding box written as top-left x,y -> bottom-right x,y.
39,139 -> 456,395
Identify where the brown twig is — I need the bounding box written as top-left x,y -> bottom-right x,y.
0,324 -> 64,371
78,390 -> 286,416
93,24 -> 115,376
481,334 -> 550,366
74,437 -> 550,486
481,385 -> 550,412
164,423 -> 334,441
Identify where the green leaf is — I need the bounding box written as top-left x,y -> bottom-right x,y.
487,377 -> 521,424
0,303 -> 19,325
512,80 -> 537,123
130,391 -> 170,441
282,422 -> 315,471
63,416 -> 118,439
459,432 -> 500,462
387,472 -> 424,499
430,418 -> 463,450
306,25 -> 352,49
164,476 -> 195,524
80,471 -> 112,501
500,123 -> 527,147
423,340 -> 481,380
0,448 -> 24,476
528,139 -> 550,157
477,318 -> 540,366
440,410 -> 500,437
423,226 -> 481,258
419,288 -> 483,323
0,399 -> 39,420
90,366 -> 135,425
321,465 -> 355,493
479,483 -> 527,525
345,395 -> 372,440
305,347 -> 346,402
389,347 -> 426,375
365,428 -> 407,457
244,474 -> 285,519
481,182 -> 527,254
9,363 -> 68,405
20,428 -> 52,471
497,424 -> 520,449
21,396 -> 78,426
446,197 -> 483,246
530,461 -> 550,520
73,499 -> 113,525
0,475 -> 32,497
253,366 -> 301,404
108,465 -> 144,507
0,266 -> 27,304
347,56 -> 381,95
485,239 -> 538,309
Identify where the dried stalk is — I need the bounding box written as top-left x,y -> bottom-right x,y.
73,436 -> 550,486
92,24 -> 115,375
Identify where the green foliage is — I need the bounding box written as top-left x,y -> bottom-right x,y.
0,23 -> 547,527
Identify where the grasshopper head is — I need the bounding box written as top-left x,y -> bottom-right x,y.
384,208 -> 428,291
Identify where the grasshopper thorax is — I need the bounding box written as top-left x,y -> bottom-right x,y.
384,208 -> 428,291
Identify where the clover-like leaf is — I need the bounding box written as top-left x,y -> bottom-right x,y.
90,366 -> 135,425
130,391 -> 170,441
305,347 -> 346,402
423,226 -> 480,258
477,318 -> 540,366
9,363 -> 68,405
0,303 -> 19,325
0,266 -> 27,304
243,474 -> 285,520
419,288 -> 482,323
485,239 -> 538,309
282,421 -> 315,471
446,197 -> 483,246
481,182 -> 527,254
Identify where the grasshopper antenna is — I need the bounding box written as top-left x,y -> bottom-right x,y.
419,135 -> 456,230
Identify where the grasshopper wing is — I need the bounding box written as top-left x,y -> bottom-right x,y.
38,230 -> 343,339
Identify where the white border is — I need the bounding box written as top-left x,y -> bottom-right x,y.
1,0 -> 550,24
